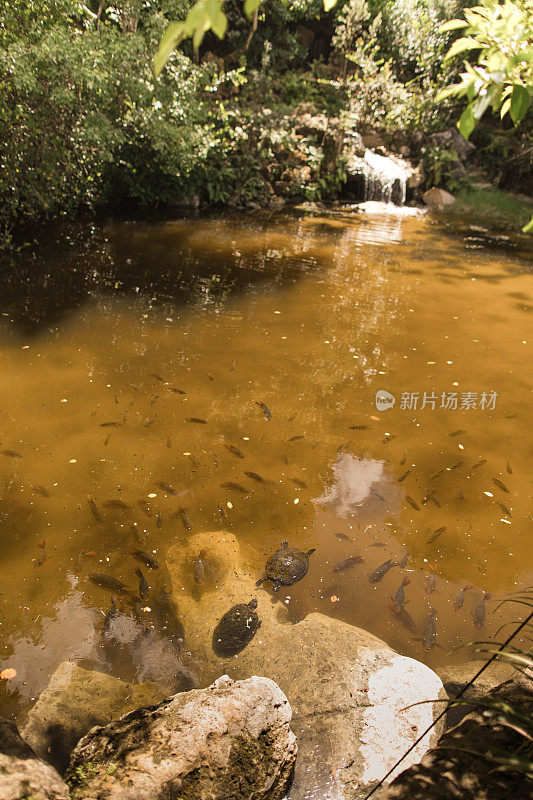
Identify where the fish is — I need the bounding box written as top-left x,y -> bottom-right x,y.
151,374 -> 165,382
166,437 -> 172,448
217,504 -> 227,518
450,461 -> 465,470
399,453 -> 406,465
186,417 -> 207,424
492,478 -> 510,494
422,609 -> 437,650
348,424 -> 369,430
104,435 -> 111,446
370,488 -> 385,502
397,469 -> 411,483
430,468 -> 445,480
89,572 -> 134,595
454,584 -> 473,610
255,401 -> 272,420
288,435 -> 304,442
102,499 -> 131,510
177,507 -> 191,531
207,373 -> 214,382
230,360 -> 236,372
398,550 -> 409,568
471,459 -> 487,470
371,542 -> 387,547
506,460 -> 512,475
224,443 -> 245,459
155,481 -> 176,495
130,524 -> 145,544
369,559 -> 399,583
101,595 -> 119,636
137,500 -> 152,518
1,449 -> 21,458
194,550 -> 206,585
383,434 -> 396,443
393,607 -> 417,633
424,574 -> 437,594
220,482 -> 249,493
291,478 -> 308,488
474,592 -> 491,629
130,549 -> 160,569
169,388 -> 186,395
332,556 -> 365,572
427,526 -> 446,543
156,513 -> 162,529
457,486 -> 465,500
497,502 -> 512,518
244,471 -> 266,483
144,416 -> 156,428
427,492 -> 441,508
334,533 -> 352,541
135,568 -> 149,600
87,494 -> 103,522
32,485 -> 50,497
392,577 -> 410,611
150,394 -> 159,405
99,422 -> 120,428
449,429 -> 466,437
405,495 -> 420,511
35,541 -> 47,567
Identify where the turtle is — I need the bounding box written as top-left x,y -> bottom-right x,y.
212,599 -> 261,656
256,541 -> 316,591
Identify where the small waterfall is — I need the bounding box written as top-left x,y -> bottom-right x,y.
346,148 -> 414,206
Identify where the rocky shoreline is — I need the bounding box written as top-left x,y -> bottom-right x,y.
2,528 -> 529,800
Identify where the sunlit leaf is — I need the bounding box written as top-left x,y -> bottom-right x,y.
323,0 -> 337,11
457,103 -> 475,138
445,37 -> 483,60
244,0 -> 262,17
154,21 -> 185,76
523,215 -> 533,234
439,19 -> 469,32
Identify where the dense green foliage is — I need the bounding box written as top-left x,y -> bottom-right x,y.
0,0 -> 531,247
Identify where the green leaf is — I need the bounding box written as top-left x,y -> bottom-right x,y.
323,0 -> 337,11
211,10 -> 227,39
510,85 -> 531,125
444,37 -> 482,60
523,214 -> 533,234
457,103 -> 475,139
154,21 -> 185,76
244,0 -> 262,17
439,19 -> 469,32
435,84 -> 462,102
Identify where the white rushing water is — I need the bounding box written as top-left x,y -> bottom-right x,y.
348,149 -> 414,205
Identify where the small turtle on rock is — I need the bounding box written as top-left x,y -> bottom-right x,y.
212,599 -> 261,656
256,541 -> 316,591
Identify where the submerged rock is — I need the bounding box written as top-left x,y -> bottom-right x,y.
0,717 -> 69,800
166,530 -> 448,800
22,661 -> 166,774
67,675 -> 296,800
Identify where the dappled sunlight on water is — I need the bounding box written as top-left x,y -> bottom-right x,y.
0,208 -> 531,721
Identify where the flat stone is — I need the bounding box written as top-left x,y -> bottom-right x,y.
22,661 -> 167,774
437,660 -> 517,728
166,531 -> 447,799
67,675 -> 297,800
0,717 -> 69,800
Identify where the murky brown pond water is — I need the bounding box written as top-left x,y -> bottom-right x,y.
0,206 -> 531,723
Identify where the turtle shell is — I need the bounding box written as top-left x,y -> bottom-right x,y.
265,541 -> 315,587
212,599 -> 260,656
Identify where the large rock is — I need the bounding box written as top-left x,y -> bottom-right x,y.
166,530 -> 448,799
22,661 -> 167,774
67,675 -> 296,800
422,187 -> 456,210
0,717 -> 69,800
374,676 -> 533,800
